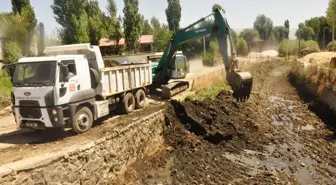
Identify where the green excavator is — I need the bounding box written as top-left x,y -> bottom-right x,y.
152,8 -> 253,101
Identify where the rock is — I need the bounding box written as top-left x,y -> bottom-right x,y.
300,162 -> 306,167
166,146 -> 174,152
147,174 -> 153,179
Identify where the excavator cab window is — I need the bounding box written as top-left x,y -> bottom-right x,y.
175,55 -> 187,73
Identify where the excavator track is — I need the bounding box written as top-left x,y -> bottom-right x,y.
161,81 -> 190,99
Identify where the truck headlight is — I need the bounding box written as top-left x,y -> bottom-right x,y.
52,110 -> 57,115
54,117 -> 58,122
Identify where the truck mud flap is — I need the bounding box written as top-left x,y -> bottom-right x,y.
161,81 -> 190,99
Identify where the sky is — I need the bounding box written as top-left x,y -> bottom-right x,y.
0,0 -> 330,38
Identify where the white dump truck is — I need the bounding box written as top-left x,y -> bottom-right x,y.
11,44 -> 152,134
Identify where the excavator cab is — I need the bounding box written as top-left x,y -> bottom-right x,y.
171,53 -> 188,79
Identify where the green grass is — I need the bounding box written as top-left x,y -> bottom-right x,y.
0,70 -> 12,108
0,71 -> 12,96
185,80 -> 228,101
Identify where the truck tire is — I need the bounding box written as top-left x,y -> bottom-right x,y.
135,89 -> 146,109
90,68 -> 100,89
72,107 -> 93,134
120,93 -> 135,114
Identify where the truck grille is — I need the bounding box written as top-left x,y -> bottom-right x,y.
19,100 -> 42,119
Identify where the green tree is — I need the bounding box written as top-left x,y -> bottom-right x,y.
142,19 -> 153,35
12,0 -> 29,13
165,0 -> 181,33
3,41 -> 22,64
304,17 -> 331,49
212,4 -> 225,13
37,22 -> 45,55
239,28 -> 259,49
104,0 -> 124,54
326,0 -> 336,33
284,20 -> 290,39
0,13 -> 28,44
305,17 -> 320,41
253,14 -> 273,40
11,0 -> 37,55
295,23 -> 314,41
273,26 -> 288,43
230,30 -> 239,50
86,0 -> 105,45
123,0 -> 142,53
11,0 -> 36,30
152,22 -> 173,52
151,17 -> 161,30
107,0 -> 117,22
52,0 -> 90,44
236,37 -> 248,56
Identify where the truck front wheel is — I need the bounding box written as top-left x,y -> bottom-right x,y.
72,107 -> 93,134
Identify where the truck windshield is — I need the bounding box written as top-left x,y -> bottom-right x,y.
13,61 -> 57,87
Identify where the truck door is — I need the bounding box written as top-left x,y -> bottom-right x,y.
57,60 -> 80,105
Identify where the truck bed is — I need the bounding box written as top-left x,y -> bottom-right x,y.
101,63 -> 152,97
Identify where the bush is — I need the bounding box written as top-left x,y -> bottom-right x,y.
278,39 -> 298,57
302,40 -> 320,50
327,40 -> 336,51
290,62 -> 307,84
0,70 -> 12,96
202,51 -> 214,66
278,39 -> 320,57
4,41 -> 22,64
185,80 -> 227,101
0,70 -> 12,108
202,39 -> 220,66
236,37 -> 248,56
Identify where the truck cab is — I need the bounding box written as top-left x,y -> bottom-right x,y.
12,54 -> 97,132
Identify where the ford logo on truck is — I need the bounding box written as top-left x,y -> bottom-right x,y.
24,92 -> 31,96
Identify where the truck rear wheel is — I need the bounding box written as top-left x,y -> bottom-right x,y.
72,107 -> 93,134
135,89 -> 146,109
120,93 -> 135,114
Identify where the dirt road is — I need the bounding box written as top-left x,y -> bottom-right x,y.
122,58 -> 336,185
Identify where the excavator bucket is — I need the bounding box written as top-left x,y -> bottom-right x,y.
227,71 -> 253,101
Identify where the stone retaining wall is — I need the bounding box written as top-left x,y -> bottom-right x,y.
191,68 -> 225,91
0,111 -> 165,185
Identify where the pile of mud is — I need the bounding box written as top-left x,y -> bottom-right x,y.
104,60 -> 121,67
161,91 -> 274,184
165,90 -> 270,153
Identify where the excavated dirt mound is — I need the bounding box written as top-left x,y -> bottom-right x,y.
165,91 -> 270,153
104,60 -> 121,67
159,92 -> 276,184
